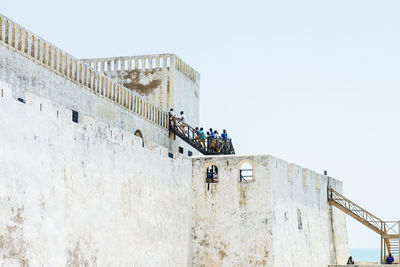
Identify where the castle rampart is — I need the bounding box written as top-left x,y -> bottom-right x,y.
0,14 -> 168,131
192,155 -> 349,266
81,54 -> 200,85
0,82 -> 193,265
0,13 -> 350,266
81,54 -> 200,130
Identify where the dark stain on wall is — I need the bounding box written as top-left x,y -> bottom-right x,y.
121,70 -> 162,96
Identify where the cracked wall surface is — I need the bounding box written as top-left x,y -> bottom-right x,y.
0,83 -> 193,266
192,155 -> 349,267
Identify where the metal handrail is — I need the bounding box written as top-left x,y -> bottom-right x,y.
169,115 -> 235,155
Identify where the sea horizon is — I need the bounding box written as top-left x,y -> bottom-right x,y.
350,248 -> 381,263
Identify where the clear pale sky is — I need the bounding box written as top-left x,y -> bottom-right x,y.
3,0 -> 400,249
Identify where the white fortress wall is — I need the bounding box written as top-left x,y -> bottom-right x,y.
192,155 -> 274,266
191,155 -> 349,267
0,14 -> 170,150
168,64 -> 200,155
170,56 -> 200,128
0,82 -> 193,266
268,156 -> 349,267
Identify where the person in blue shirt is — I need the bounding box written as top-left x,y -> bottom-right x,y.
221,129 -> 228,139
386,253 -> 394,264
194,127 -> 201,141
221,129 -> 228,151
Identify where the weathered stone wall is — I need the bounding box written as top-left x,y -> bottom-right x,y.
192,155 -> 273,266
81,55 -> 201,156
81,54 -> 200,128
268,156 -> 349,267
192,155 -> 349,267
0,43 -> 170,150
0,82 -> 193,266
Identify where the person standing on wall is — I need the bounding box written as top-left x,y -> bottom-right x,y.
199,127 -> 206,148
194,127 -> 201,143
179,111 -> 187,133
214,130 -> 221,153
221,129 -> 228,151
169,108 -> 176,126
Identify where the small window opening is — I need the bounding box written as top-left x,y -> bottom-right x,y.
188,151 -> 193,157
166,57 -> 171,67
240,162 -> 253,182
40,103 -> 42,111
1,89 -> 3,97
72,110 -> 79,123
297,209 -> 303,230
134,130 -> 144,147
168,152 -> 173,159
17,98 -> 26,104
179,147 -> 184,154
56,110 -> 59,118
206,165 -> 218,184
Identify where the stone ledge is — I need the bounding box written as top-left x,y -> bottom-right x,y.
330,265 -> 400,267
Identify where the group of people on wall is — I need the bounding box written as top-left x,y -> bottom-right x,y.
169,108 -> 230,153
347,253 -> 395,265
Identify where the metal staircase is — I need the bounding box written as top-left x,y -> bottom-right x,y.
328,187 -> 399,263
169,116 -> 235,155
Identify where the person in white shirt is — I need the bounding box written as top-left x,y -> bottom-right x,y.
179,111 -> 187,132
169,108 -> 176,126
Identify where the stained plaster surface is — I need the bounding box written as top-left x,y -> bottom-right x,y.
0,83 -> 193,266
0,44 -> 169,150
192,155 -> 349,267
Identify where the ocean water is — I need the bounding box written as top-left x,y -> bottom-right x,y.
350,248 -> 380,263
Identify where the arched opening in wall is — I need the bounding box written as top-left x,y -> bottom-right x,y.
151,57 -> 156,68
131,59 -> 135,69
124,59 -> 129,70
24,32 -> 28,53
31,35 -> 35,57
134,130 -> 144,147
138,59 -> 143,69
0,17 -> 2,41
297,209 -> 303,230
166,57 -> 171,67
110,61 -> 115,71
145,58 -> 150,69
239,162 -> 253,182
5,20 -> 9,44
117,60 -> 122,71
159,57 -> 164,68
206,165 -> 218,183
17,28 -> 22,51
97,62 -> 101,72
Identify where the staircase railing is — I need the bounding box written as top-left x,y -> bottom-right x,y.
169,116 -> 235,155
328,187 -> 399,263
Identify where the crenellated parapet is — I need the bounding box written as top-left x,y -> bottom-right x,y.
81,54 -> 200,85
0,14 -> 169,130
